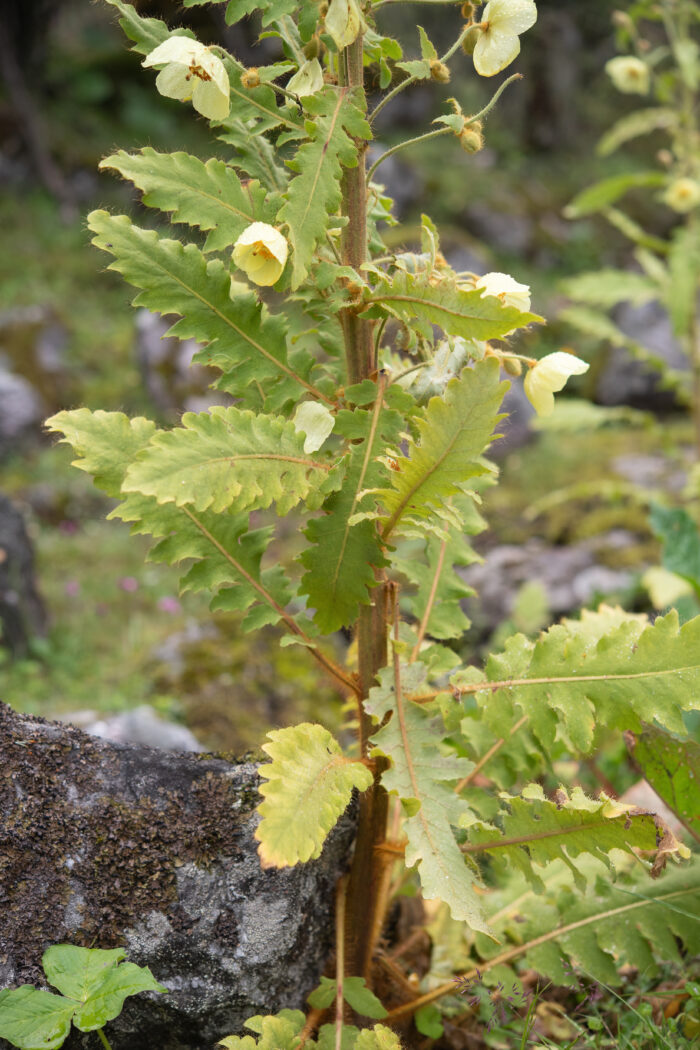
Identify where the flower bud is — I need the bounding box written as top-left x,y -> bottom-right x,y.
461,1 -> 477,19
304,35 -> 321,59
429,59 -> 451,84
657,149 -> 673,167
502,356 -> 523,377
459,121 -> 484,153
662,177 -> 700,214
461,26 -> 481,55
605,55 -> 649,95
241,67 -> 261,89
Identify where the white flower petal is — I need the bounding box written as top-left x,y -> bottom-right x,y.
287,58 -> 324,98
473,29 -> 521,77
155,65 -> 192,102
294,401 -> 336,453
484,0 -> 537,35
232,223 -> 289,287
476,271 -> 531,312
192,78 -> 231,121
524,351 -> 589,416
143,37 -> 211,69
524,369 -> 555,416
325,0 -> 367,51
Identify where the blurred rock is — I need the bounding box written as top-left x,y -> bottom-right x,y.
0,493 -> 47,655
0,703 -> 357,1050
64,705 -> 206,752
596,301 -> 689,409
365,147 -> 423,218
135,310 -> 231,417
463,535 -> 633,631
0,371 -> 43,461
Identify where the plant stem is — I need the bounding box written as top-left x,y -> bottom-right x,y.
335,876 -> 347,1050
95,1029 -> 113,1050
338,32 -> 391,983
366,127 -> 452,183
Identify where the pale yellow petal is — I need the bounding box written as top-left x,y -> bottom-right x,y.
524,369 -> 555,416
473,29 -> 521,77
192,79 -> 230,121
155,64 -> 192,102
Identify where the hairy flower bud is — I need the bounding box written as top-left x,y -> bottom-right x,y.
429,59 -> 451,84
303,36 -> 321,59
232,223 -> 289,287
461,26 -> 481,55
461,1 -> 477,19
241,67 -> 261,89
459,122 -> 484,152
502,356 -> 523,377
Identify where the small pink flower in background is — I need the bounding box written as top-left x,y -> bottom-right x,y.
64,580 -> 80,597
119,576 -> 139,593
157,596 -> 182,614
59,520 -> 79,534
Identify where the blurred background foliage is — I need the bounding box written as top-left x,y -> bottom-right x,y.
0,0 -> 692,755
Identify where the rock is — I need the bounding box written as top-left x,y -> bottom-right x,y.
0,493 -> 47,655
78,705 -> 206,753
596,301 -> 690,410
0,703 -> 357,1050
462,536 -> 633,632
0,371 -> 44,462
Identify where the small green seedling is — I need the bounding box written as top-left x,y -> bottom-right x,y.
0,945 -> 166,1050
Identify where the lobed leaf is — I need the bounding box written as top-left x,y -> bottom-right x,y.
45,410 -> 156,498
597,107 -> 678,157
100,149 -> 279,252
105,0 -> 175,55
122,406 -> 331,516
42,946 -> 126,1002
279,87 -> 371,288
87,211 -> 315,408
564,171 -> 667,218
255,723 -> 373,867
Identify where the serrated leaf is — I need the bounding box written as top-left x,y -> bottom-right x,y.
105,0 -> 177,55
667,224 -> 700,338
222,62 -> 303,135
279,87 -> 371,288
45,410 -> 157,498
367,664 -> 488,931
626,726 -> 700,844
462,785 -> 686,893
42,946 -> 126,1003
375,360 -> 507,539
299,388 -> 404,632
218,1013 -> 305,1050
100,149 -> 279,252
0,987 -> 76,1050
317,1023 -> 359,1050
72,962 -> 165,1032
597,107 -> 677,157
87,210 -> 317,409
355,1025 -> 403,1050
365,271 -> 543,342
468,610 -> 700,755
221,120 -> 289,190
255,723 -> 373,867
122,406 -> 330,516
560,269 -> 659,309
564,172 -> 666,218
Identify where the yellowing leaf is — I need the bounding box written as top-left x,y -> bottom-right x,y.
255,724 -> 373,867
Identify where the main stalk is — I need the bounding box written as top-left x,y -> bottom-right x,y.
339,34 -> 391,982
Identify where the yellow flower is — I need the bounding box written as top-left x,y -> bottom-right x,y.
662,177 -> 700,213
232,223 -> 288,287
324,0 -> 367,51
605,55 -> 650,95
524,351 -> 589,417
473,0 -> 538,77
476,271 -> 531,312
143,37 -> 230,121
286,58 -> 324,99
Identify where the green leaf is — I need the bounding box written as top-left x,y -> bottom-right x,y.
564,172 -> 666,218
367,664 -> 488,931
221,120 -> 289,190
218,1013 -> 306,1050
104,0 -> 184,55
560,269 -> 659,309
100,149 -> 279,252
307,977 -> 387,1018
354,1025 -> 403,1050
667,224 -> 700,338
468,610 -> 700,755
72,962 -> 165,1032
414,1005 -> 443,1039
317,1023 -> 360,1050
279,86 -> 371,288
0,987 -> 76,1050
255,723 -> 373,867
122,407 -> 331,516
299,388 -> 404,632
87,211 -> 316,409
374,360 -> 507,539
45,410 -> 157,498
650,502 -> 700,590
626,726 -> 700,844
42,946 -> 126,1002
462,784 -> 687,892
597,107 -> 677,157
365,271 -> 543,342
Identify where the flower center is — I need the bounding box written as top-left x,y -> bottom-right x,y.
186,62 -> 212,82
253,243 -> 275,260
